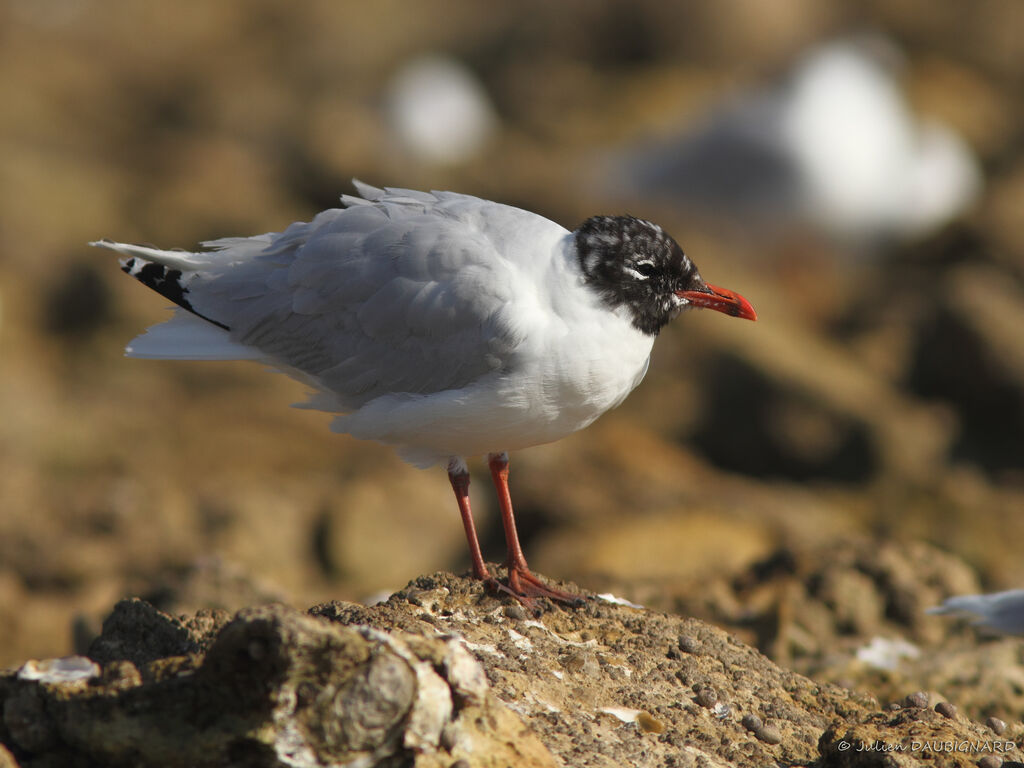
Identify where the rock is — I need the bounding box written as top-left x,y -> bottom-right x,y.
0,744 -> 19,768
1,570 -> 1015,768
16,656 -> 98,685
651,537 -> 983,678
741,713 -> 762,732
671,536 -> 1024,725
85,598 -> 230,669
986,716 -> 1007,735
908,263 -> 1024,478
905,691 -> 930,709
137,556 -> 290,617
818,703 -> 1020,767
2,686 -> 53,754
694,686 -> 718,708
677,634 -> 699,654
755,724 -> 782,745
1,594 -> 555,768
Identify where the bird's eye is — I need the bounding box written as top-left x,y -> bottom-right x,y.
634,262 -> 657,278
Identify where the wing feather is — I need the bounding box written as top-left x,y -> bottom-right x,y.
104,185 -> 569,413
233,205 -> 536,407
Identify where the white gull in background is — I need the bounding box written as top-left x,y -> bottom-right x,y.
928,589 -> 1024,635
385,54 -> 497,167
93,182 -> 755,605
605,38 -> 982,246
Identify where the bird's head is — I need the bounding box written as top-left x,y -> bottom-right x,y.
574,216 -> 756,335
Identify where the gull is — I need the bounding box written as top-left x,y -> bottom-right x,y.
386,53 -> 497,166
928,589 -> 1024,635
93,182 -> 756,605
605,37 -> 981,246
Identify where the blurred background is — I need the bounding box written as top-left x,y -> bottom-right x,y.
1,0 -> 1023,712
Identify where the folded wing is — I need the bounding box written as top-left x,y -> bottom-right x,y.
96,185 -> 558,412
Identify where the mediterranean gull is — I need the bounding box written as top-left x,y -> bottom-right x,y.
93,181 -> 756,605
928,589 -> 1024,635
386,54 -> 497,166
604,37 -> 980,246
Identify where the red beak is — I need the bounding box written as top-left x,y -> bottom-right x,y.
676,283 -> 757,321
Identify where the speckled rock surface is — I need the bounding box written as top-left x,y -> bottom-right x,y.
3,571 -> 1019,768
603,536 -> 1024,728
2,597 -> 554,768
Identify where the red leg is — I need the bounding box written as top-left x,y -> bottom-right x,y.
447,458 -> 490,582
488,452 -> 583,604
448,457 -> 545,609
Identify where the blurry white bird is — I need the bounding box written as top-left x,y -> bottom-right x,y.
93,182 -> 755,604
386,54 -> 497,166
928,589 -> 1024,635
606,37 -> 981,246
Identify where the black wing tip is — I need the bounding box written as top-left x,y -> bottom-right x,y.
122,257 -> 230,331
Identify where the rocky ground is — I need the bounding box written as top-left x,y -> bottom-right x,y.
3,571 -> 1021,768
2,0 -> 1024,765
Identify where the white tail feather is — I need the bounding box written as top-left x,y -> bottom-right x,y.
90,239 -> 214,270
126,309 -> 263,361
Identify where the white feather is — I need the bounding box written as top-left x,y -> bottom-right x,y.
125,309 -> 263,361
89,239 -> 216,270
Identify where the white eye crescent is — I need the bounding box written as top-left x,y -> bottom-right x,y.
628,261 -> 657,280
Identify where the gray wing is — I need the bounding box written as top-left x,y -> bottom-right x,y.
190,188 -> 539,410
928,590 -> 1024,635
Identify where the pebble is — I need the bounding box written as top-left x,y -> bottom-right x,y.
503,603 -> 528,621
977,755 -> 1001,768
934,701 -> 957,719
17,656 -> 99,684
695,688 -> 718,708
756,725 -> 782,745
985,716 -> 1006,735
677,635 -> 699,654
741,713 -> 762,732
904,691 -> 929,708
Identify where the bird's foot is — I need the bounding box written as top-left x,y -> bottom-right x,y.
503,565 -> 586,609
478,576 -> 541,614
474,565 -> 584,612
